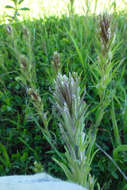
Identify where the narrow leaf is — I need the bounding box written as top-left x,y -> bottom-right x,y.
53,158 -> 71,180
111,102 -> 121,146
5,5 -> 14,9
113,145 -> 127,160
20,7 -> 30,11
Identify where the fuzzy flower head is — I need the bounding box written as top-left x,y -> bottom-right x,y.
54,72 -> 87,160
54,72 -> 81,116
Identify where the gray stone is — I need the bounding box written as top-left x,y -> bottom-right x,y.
0,173 -> 87,190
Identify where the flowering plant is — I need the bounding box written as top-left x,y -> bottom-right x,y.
53,73 -> 97,190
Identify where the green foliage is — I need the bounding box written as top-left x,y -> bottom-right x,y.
0,144 -> 11,174
0,5 -> 127,189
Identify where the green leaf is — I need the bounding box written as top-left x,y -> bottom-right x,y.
18,137 -> 36,154
111,170 -> 119,179
5,5 -> 14,9
123,184 -> 127,190
18,0 -> 24,4
0,144 -> 11,168
111,102 -> 121,146
10,0 -> 17,3
20,7 -> 30,11
65,28 -> 85,72
53,158 -> 72,180
113,145 -> 127,161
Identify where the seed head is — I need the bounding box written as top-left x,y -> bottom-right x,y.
6,25 -> 12,34
20,55 -> 28,69
99,14 -> 111,45
54,73 -> 80,117
27,88 -> 41,103
52,51 -> 61,73
23,26 -> 29,37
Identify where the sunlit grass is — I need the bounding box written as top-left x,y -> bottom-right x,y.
1,0 -> 127,21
